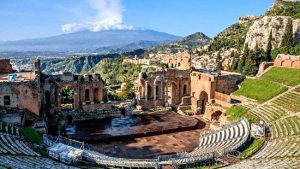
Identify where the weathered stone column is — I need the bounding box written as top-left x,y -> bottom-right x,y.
153,80 -> 157,101
145,81 -> 148,101
160,80 -> 163,100
164,80 -> 168,106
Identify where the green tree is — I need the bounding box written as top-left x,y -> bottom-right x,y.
237,44 -> 250,73
216,61 -> 223,71
60,86 -> 74,104
266,30 -> 273,61
216,52 -> 221,61
289,44 -> 300,55
281,18 -> 293,48
230,52 -> 239,71
243,51 -> 258,76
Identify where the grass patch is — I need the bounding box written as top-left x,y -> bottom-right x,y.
234,67 -> 300,103
188,163 -> 224,169
261,67 -> 300,87
234,79 -> 287,103
20,127 -> 42,144
225,106 -> 258,123
239,138 -> 265,159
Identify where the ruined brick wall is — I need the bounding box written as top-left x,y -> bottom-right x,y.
257,62 -> 274,76
0,59 -> 15,74
215,75 -> 242,94
0,81 -> 41,116
214,92 -> 231,103
190,72 -> 216,113
49,73 -> 107,112
17,82 -> 41,116
274,54 -> 300,69
82,103 -> 112,112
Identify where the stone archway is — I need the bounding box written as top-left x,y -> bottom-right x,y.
197,91 -> 208,114
147,85 -> 152,99
138,86 -> 143,99
169,82 -> 178,105
60,86 -> 75,110
183,84 -> 187,95
94,88 -> 99,103
45,91 -> 51,115
85,89 -> 90,102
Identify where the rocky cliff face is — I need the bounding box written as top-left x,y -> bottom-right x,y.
245,16 -> 300,50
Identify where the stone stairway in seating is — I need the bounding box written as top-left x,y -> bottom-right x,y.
222,85 -> 300,169
248,86 -> 300,124
0,155 -> 78,169
238,100 -> 259,110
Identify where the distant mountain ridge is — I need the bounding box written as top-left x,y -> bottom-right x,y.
151,32 -> 211,53
94,40 -> 171,54
0,29 -> 181,53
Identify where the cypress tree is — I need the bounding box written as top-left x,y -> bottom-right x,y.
216,52 -> 221,61
216,52 -> 223,70
244,51 -> 258,76
230,52 -> 239,71
281,18 -> 293,49
266,30 -> 273,61
216,61 -> 223,71
237,44 -> 249,73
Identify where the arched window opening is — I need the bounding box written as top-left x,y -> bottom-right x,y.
85,89 -> 90,102
4,96 -> 11,106
94,88 -> 99,103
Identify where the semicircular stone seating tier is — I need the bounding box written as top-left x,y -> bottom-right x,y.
0,155 -> 79,169
223,85 -> 300,169
0,126 -> 40,157
43,118 -> 250,168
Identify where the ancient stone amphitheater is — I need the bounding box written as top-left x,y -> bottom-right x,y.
0,89 -> 299,169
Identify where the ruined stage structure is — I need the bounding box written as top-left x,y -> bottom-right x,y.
0,59 -> 109,122
135,69 -> 191,107
135,68 -> 243,119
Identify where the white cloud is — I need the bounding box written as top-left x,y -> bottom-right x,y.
62,0 -> 133,33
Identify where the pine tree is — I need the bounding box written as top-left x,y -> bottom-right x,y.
266,30 -> 273,61
281,18 -> 293,49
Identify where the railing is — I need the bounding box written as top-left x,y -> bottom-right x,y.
42,118 -> 251,168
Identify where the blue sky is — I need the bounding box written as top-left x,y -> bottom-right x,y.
0,0 -> 274,41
